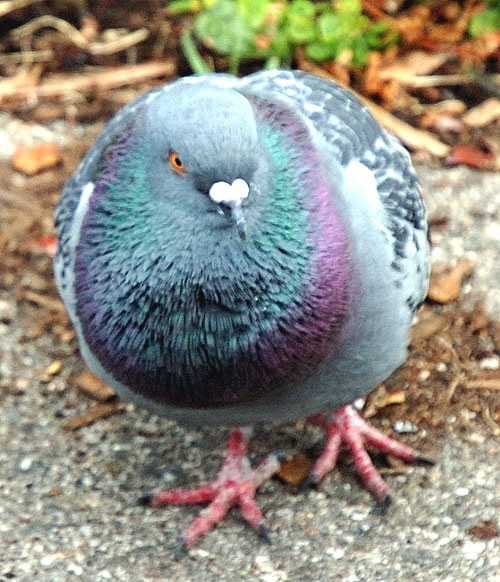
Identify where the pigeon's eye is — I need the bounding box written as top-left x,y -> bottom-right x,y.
168,150 -> 185,173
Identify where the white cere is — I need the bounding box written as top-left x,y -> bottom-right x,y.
209,178 -> 249,206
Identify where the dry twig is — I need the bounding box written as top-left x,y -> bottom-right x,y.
0,60 -> 176,103
9,15 -> 150,56
0,0 -> 44,18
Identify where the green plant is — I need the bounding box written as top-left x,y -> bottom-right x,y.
168,0 -> 399,73
469,0 -> 500,37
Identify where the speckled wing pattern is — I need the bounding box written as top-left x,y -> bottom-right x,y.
236,70 -> 429,315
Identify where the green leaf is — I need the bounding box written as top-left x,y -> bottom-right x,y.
194,0 -> 256,57
283,0 -> 317,43
305,40 -> 336,62
167,0 -> 202,14
180,29 -> 212,74
238,0 -> 270,30
469,7 -> 500,37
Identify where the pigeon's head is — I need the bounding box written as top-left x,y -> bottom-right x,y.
135,82 -> 262,239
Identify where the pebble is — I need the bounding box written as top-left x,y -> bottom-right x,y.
393,420 -> 419,434
18,457 -> 33,472
0,299 -> 16,323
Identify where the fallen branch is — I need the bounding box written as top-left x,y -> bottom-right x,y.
465,377 -> 500,391
0,60 -> 176,103
0,0 -> 44,18
0,50 -> 53,64
10,15 -> 149,56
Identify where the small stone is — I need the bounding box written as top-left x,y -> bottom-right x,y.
326,547 -> 346,559
393,420 -> 419,434
19,457 -> 33,472
461,539 -> 486,561
479,357 -> 500,370
418,369 -> 431,382
67,563 -> 83,576
0,300 -> 16,323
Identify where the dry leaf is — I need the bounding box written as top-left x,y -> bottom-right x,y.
411,311 -> 448,343
466,520 -> 500,541
277,453 -> 313,486
445,144 -> 497,170
427,258 -> 476,304
419,100 -> 466,133
12,142 -> 61,175
74,370 -> 116,401
380,51 -> 450,83
462,98 -> 500,128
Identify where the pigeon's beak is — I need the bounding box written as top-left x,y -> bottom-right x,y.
208,179 -> 249,241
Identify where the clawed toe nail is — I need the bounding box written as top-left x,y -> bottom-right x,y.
173,536 -> 188,559
415,454 -> 435,466
299,471 -> 319,491
137,493 -> 154,506
256,523 -> 272,544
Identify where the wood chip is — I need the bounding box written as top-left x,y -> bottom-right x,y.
74,371 -> 116,401
380,51 -> 450,82
427,258 -> 476,304
48,487 -> 63,496
465,378 -> 500,391
0,61 -> 176,103
277,453 -> 313,486
364,384 -> 406,418
64,402 -> 123,430
462,98 -> 500,128
12,142 -> 61,175
44,360 -> 63,377
411,311 -> 449,343
466,520 -> 500,541
20,289 -> 65,312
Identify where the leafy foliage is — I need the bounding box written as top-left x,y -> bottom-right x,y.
468,0 -> 500,37
168,0 -> 399,73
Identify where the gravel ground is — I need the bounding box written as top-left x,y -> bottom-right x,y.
1,146 -> 500,581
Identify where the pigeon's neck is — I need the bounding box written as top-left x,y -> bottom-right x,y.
73,104 -> 352,409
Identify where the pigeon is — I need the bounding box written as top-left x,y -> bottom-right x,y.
54,70 -> 431,551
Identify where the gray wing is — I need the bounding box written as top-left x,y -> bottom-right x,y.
238,70 -> 429,313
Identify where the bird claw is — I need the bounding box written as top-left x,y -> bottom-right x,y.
306,405 -> 433,505
142,427 -> 281,552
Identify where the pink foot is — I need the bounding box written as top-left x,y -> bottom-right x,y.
307,405 -> 433,506
140,427 -> 281,552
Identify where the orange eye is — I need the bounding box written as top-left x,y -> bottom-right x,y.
168,150 -> 185,173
